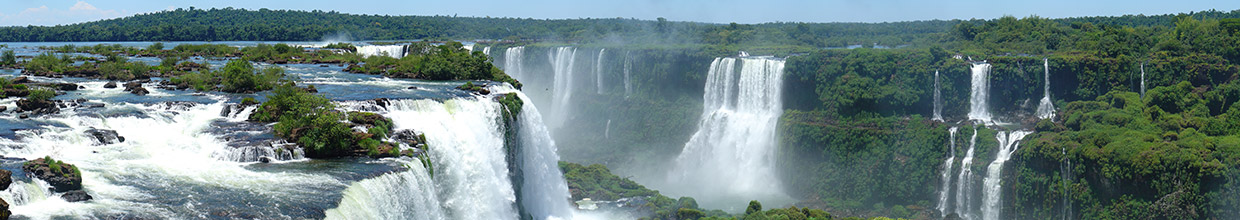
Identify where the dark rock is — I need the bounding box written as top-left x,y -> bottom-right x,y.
0,106 -> 6,112
129,87 -> 149,96
0,170 -> 10,191
372,98 -> 390,109
258,157 -> 272,163
85,128 -> 124,145
343,64 -> 362,73
124,82 -> 149,96
16,99 -> 58,114
3,89 -> 27,98
56,83 -> 79,91
60,190 -> 92,202
407,86 -> 418,90
18,114 -> 27,119
75,98 -> 87,103
319,64 -> 329,67
21,157 -> 82,192
302,85 -> 318,93
123,82 -> 142,91
103,82 -> 117,88
0,197 -> 8,220
11,76 -> 29,84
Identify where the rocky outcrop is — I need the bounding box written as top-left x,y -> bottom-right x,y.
456,81 -> 490,95
0,170 -> 10,191
103,82 -> 117,89
84,128 -> 125,145
0,197 -> 8,220
16,99 -> 58,114
123,81 -> 149,95
60,190 -> 93,202
21,157 -> 83,193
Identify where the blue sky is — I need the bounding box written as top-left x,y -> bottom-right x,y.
1,0 -> 1238,26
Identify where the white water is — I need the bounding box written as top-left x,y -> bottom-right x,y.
511,90 -> 576,220
482,46 -> 492,57
968,63 -> 993,123
0,101 -> 343,218
548,47 -> 578,128
357,45 -> 406,58
1060,147 -> 1073,220
604,119 -> 611,139
1140,62 -> 1146,98
933,70 -> 944,121
380,98 -> 518,219
623,51 -> 633,99
668,56 -> 788,210
936,127 -> 959,217
596,49 -> 606,94
981,130 -> 1032,220
1036,59 -> 1055,119
324,159 -> 445,220
955,127 -> 980,219
505,47 -> 525,80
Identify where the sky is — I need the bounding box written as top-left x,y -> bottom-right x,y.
1,0 -> 1239,26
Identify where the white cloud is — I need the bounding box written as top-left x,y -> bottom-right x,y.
0,1 -> 124,26
70,1 -> 99,11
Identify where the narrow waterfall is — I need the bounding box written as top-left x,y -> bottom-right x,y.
1060,147 -> 1073,220
623,51 -> 633,99
356,45 -> 406,58
512,92 -> 576,220
933,70 -> 944,122
482,46 -> 492,57
955,127 -> 980,219
505,47 -> 525,80
669,56 -> 787,209
596,48 -> 606,94
605,119 -> 612,139
968,63 -> 993,123
1036,59 -> 1055,119
1140,62 -> 1146,98
981,130 -> 1032,220
548,47 -> 578,128
380,98 -> 519,219
937,127 -> 960,216
324,159 -> 445,220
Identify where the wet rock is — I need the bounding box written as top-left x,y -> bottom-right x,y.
0,197 -> 8,220
60,190 -> 93,202
11,76 -> 29,84
21,157 -> 82,192
56,83 -> 80,91
85,128 -> 125,145
258,157 -> 272,163
16,99 -> 58,114
343,64 -> 362,73
0,169 -> 10,191
407,86 -> 418,90
103,82 -> 117,88
2,89 -> 27,98
0,106 -> 6,112
124,81 -> 149,96
319,64 -> 329,67
129,87 -> 149,96
17,114 -> 27,119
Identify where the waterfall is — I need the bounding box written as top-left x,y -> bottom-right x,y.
933,70 -> 944,122
512,91 -> 576,220
981,130 -> 1032,220
548,47 -> 578,128
937,127 -> 960,215
596,48 -> 606,94
937,127 -> 960,216
669,56 -> 787,209
356,45 -> 406,58
605,119 -> 612,139
1036,59 -> 1055,119
505,47 -> 525,80
482,46 -> 492,57
1140,62 -> 1146,98
623,51 -> 633,99
1060,147 -> 1073,220
955,127 -> 980,219
381,98 -> 519,219
324,159 -> 445,220
968,63 -> 993,123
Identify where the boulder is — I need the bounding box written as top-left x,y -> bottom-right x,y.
129,87 -> 149,96
60,190 -> 92,202
0,197 -> 8,220
84,128 -> 125,145
2,89 -> 27,98
103,82 -> 117,89
0,170 -> 10,191
16,99 -> 58,114
21,157 -> 82,192
124,81 -> 150,95
11,76 -> 29,84
56,83 -> 79,91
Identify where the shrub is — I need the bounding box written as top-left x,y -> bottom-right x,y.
0,50 -> 14,66
27,88 -> 55,101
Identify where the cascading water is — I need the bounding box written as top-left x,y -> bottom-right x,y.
1036,59 -> 1055,119
483,46 -> 492,57
623,51 -> 633,99
981,130 -> 1032,220
596,49 -> 606,94
356,45 -> 406,58
1060,147 -> 1073,220
548,47 -> 578,128
668,56 -> 788,210
955,127 -> 980,219
933,70 -> 944,122
968,63 -> 993,123
377,98 -> 519,219
324,159 -> 445,220
937,127 -> 960,216
1140,62 -> 1146,98
505,47 -> 525,80
509,90 -> 576,220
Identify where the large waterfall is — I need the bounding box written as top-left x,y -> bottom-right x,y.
937,127 -> 960,216
1036,59 -> 1055,119
933,70 -> 944,121
548,47 -> 578,128
668,56 -> 788,209
968,63 -> 993,123
324,159 -> 445,219
596,49 -> 606,94
510,91 -> 576,220
981,130 -> 1032,220
505,47 -> 526,80
955,127 -> 981,219
357,45 -> 406,58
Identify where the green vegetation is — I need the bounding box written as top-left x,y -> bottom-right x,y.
498,93 -> 523,121
249,83 -> 403,158
324,42 -> 357,52
345,42 -> 520,87
0,50 -> 14,67
29,156 -> 79,179
26,88 -> 54,102
168,59 -> 284,93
